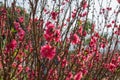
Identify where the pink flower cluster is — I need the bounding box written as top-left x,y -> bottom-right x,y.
70,33 -> 80,44
44,22 -> 60,42
40,44 -> 56,60
14,21 -> 25,41
51,11 -> 58,20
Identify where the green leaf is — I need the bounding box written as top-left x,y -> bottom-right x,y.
77,20 -> 82,26
85,21 -> 92,32
11,28 -> 17,33
13,49 -> 18,57
84,38 -> 90,45
55,8 -> 59,12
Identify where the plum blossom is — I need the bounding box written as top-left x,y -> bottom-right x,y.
44,23 -> 54,41
104,63 -> 117,72
65,72 -> 73,80
46,23 -> 55,36
10,39 -> 17,50
78,26 -> 83,36
6,39 -> 17,52
74,72 -> 83,80
44,22 -> 61,42
108,63 -> 116,72
40,44 -> 56,60
51,11 -> 58,20
53,29 -> 61,42
18,16 -> 24,23
62,58 -> 68,68
82,1 -> 88,9
70,33 -> 80,44
72,11 -> 76,18
16,28 -> 25,41
17,65 -> 23,75
12,62 -> 17,67
14,21 -> 20,30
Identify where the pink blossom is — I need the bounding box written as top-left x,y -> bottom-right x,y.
44,34 -> 53,42
65,72 -> 73,80
82,12 -> 88,17
27,25 -> 31,32
0,62 -> 2,69
40,44 -> 56,60
26,67 -> 30,72
48,69 -> 54,75
117,56 -> 120,62
15,8 -> 21,13
78,26 -> 83,36
51,11 -> 58,20
18,28 -> 25,37
44,23 -> 60,42
14,21 -> 20,30
72,11 -> 76,18
7,39 -> 17,50
74,72 -> 83,80
62,1 -> 65,5
107,24 -> 112,28
107,63 -> 116,72
109,63 -> 116,72
12,62 -> 17,68
66,18 -> 70,22
89,36 -> 98,47
83,31 -> 87,36
100,43 -> 105,48
70,33 -> 80,44
62,58 -> 68,68
45,21 -> 52,27
65,0 -> 70,2
82,1 -> 88,9
106,7 -> 112,11
17,65 -> 23,75
44,8 -> 47,13
18,16 -> 24,23
53,30 -> 61,42
18,28 -> 25,41
117,0 -> 120,4
46,23 -> 54,36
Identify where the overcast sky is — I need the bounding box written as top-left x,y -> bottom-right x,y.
0,0 -> 119,28
0,0 -> 119,10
